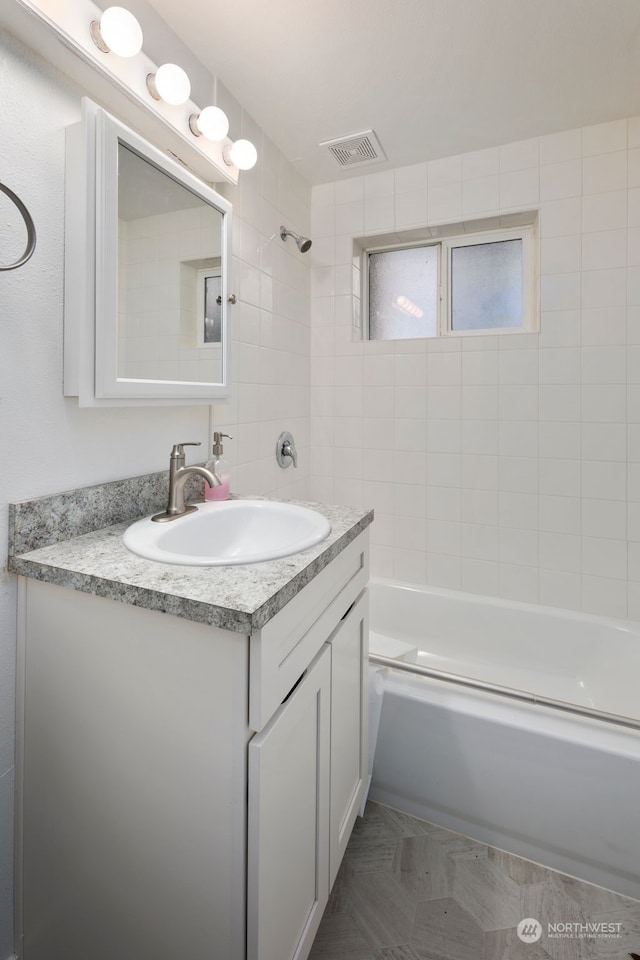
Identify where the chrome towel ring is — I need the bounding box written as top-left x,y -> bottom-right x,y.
0,181 -> 36,271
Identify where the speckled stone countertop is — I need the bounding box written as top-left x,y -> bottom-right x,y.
8,472 -> 373,633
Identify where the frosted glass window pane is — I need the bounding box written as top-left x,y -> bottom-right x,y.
369,245 -> 438,340
451,239 -> 522,331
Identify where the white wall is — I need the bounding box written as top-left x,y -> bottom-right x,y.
310,118 -> 640,620
0,26 -> 310,958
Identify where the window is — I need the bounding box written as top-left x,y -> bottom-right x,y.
364,220 -> 536,341
368,245 -> 439,340
196,266 -> 222,346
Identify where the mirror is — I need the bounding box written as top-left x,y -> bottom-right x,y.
64,101 -> 233,406
117,144 -> 224,385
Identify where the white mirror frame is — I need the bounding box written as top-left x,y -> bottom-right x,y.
64,99 -> 233,407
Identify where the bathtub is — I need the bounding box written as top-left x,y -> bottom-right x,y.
367,577 -> 640,900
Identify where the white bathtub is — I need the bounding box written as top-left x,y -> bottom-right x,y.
368,577 -> 640,900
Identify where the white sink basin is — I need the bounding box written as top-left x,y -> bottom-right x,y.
123,499 -> 331,566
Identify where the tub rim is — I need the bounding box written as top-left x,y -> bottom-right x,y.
369,574 -> 640,636
368,575 -> 640,729
369,651 -> 640,733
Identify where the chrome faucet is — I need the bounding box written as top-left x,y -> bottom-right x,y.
151,442 -> 221,522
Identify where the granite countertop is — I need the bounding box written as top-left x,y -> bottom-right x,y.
9,489 -> 373,633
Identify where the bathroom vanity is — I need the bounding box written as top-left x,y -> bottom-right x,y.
10,479 -> 372,960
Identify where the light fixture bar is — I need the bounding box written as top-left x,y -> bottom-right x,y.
5,0 -> 242,184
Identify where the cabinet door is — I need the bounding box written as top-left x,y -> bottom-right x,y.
329,589 -> 369,887
247,645 -> 331,960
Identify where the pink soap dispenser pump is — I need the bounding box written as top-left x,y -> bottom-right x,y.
205,432 -> 232,501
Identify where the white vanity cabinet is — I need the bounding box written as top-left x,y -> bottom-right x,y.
247,589 -> 369,960
16,531 -> 369,960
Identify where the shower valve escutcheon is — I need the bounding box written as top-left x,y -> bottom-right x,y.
276,431 -> 298,468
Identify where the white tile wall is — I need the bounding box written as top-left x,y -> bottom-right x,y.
311,117 -> 640,618
208,94 -> 312,503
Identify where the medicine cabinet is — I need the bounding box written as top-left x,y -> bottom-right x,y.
64,99 -> 233,406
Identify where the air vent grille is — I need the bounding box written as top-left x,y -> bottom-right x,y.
320,130 -> 386,168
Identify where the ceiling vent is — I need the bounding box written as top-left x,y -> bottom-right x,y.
320,130 -> 386,168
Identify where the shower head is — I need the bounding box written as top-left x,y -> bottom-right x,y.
280,225 -> 312,253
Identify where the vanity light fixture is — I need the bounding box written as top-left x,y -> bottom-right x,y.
223,139 -> 258,171
90,6 -> 143,57
146,63 -> 191,106
189,106 -> 229,142
12,0 -> 258,183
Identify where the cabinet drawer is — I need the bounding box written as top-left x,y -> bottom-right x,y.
249,531 -> 369,731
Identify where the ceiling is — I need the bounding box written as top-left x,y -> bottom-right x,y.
144,0 -> 640,185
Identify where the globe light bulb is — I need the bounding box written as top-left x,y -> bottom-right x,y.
91,6 -> 143,58
146,63 -> 191,106
189,106 -> 229,141
224,139 -> 258,171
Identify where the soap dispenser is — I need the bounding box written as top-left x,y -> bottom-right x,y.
205,432 -> 232,501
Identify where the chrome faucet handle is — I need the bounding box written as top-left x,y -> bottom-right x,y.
276,431 -> 298,469
283,440 -> 297,468
171,442 -> 201,460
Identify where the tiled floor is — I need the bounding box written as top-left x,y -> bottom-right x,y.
309,801 -> 640,960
